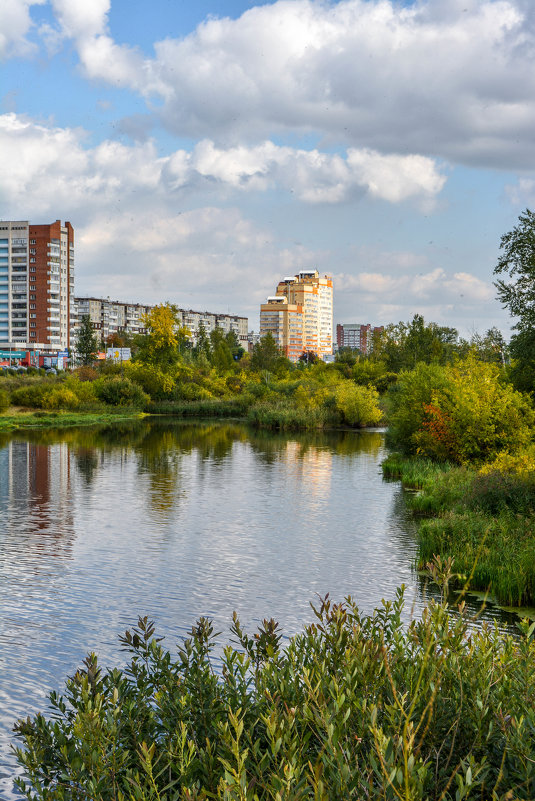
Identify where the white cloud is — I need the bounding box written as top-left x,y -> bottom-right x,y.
0,114 -> 446,212
0,0 -> 44,60
42,0 -> 535,169
505,177 -> 535,206
334,266 -> 496,333
0,112 -> 497,333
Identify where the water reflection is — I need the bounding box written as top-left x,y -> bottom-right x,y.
0,420 -> 526,798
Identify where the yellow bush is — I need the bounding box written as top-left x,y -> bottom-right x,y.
480,445 -> 535,477
335,382 -> 382,427
42,388 -> 80,410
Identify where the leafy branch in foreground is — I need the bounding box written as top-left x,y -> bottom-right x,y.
14,591 -> 535,800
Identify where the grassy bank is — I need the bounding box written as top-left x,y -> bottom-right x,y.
383,454 -> 535,606
0,408 -> 144,431
15,594 -> 535,800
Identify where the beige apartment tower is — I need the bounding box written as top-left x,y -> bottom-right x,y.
260,270 -> 333,362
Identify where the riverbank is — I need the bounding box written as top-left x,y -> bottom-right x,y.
383,453 -> 535,607
0,408 -> 145,431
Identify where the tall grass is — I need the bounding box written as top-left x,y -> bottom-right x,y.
384,454 -> 535,606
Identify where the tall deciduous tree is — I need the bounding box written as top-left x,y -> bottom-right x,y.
75,315 -> 99,366
494,209 -> 535,392
494,208 -> 535,329
251,333 -> 286,373
135,304 -> 190,368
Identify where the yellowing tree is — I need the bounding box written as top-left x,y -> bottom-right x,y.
135,304 -> 190,368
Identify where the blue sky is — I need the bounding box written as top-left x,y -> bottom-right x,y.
2,0 -> 534,336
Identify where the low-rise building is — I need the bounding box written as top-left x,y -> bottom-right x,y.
72,298 -> 248,348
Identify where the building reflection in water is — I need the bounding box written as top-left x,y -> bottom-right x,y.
0,440 -> 74,566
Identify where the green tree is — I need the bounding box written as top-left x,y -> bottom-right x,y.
225,330 -> 245,361
193,322 -> 211,363
75,315 -> 99,366
494,208 -> 535,328
209,328 -> 233,372
250,332 -> 287,373
494,210 -> 535,392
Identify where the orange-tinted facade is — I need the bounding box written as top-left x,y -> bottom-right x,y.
260,270 -> 333,361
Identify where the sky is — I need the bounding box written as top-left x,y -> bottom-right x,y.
1,0 -> 535,337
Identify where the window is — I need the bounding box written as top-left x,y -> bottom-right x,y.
30,314 -> 36,318
30,257 -> 35,262
30,266 -> 36,272
30,239 -> 35,245
30,304 -> 36,309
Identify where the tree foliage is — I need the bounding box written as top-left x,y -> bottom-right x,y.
387,356 -> 534,463
494,208 -> 535,329
75,314 -> 99,366
135,303 -> 190,368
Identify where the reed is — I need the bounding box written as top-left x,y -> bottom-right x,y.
384,454 -> 535,606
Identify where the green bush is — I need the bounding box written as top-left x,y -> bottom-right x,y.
14,594 -> 535,800
387,357 -> 535,464
10,383 -> 52,408
42,387 -> 80,410
93,376 -> 149,408
335,382 -> 382,426
0,388 -> 9,413
468,469 -> 535,516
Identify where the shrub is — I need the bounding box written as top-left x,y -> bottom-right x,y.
127,364 -> 175,400
468,469 -> 535,515
174,381 -> 213,401
335,381 -> 382,426
10,383 -> 52,408
0,388 -> 9,413
93,377 -> 149,408
75,365 -> 98,382
42,387 -> 80,410
14,596 -> 535,800
388,357 -> 535,464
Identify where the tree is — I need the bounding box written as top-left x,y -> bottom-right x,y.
494,210 -> 535,391
75,315 -> 99,366
494,208 -> 535,329
250,333 -> 287,373
134,303 -> 190,369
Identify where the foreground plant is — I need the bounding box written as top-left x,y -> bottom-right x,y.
14,589 -> 535,800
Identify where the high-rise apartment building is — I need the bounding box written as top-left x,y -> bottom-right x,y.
260,270 -> 333,361
0,219 -> 74,351
336,323 -> 384,354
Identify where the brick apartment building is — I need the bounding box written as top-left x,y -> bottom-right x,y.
0,219 -> 74,352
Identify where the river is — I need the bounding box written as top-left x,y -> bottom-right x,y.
0,419 -> 521,796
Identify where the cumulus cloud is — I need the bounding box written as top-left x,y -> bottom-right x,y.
0,0 -> 44,60
38,0 -> 535,170
76,207 -> 317,314
0,114 -> 445,212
